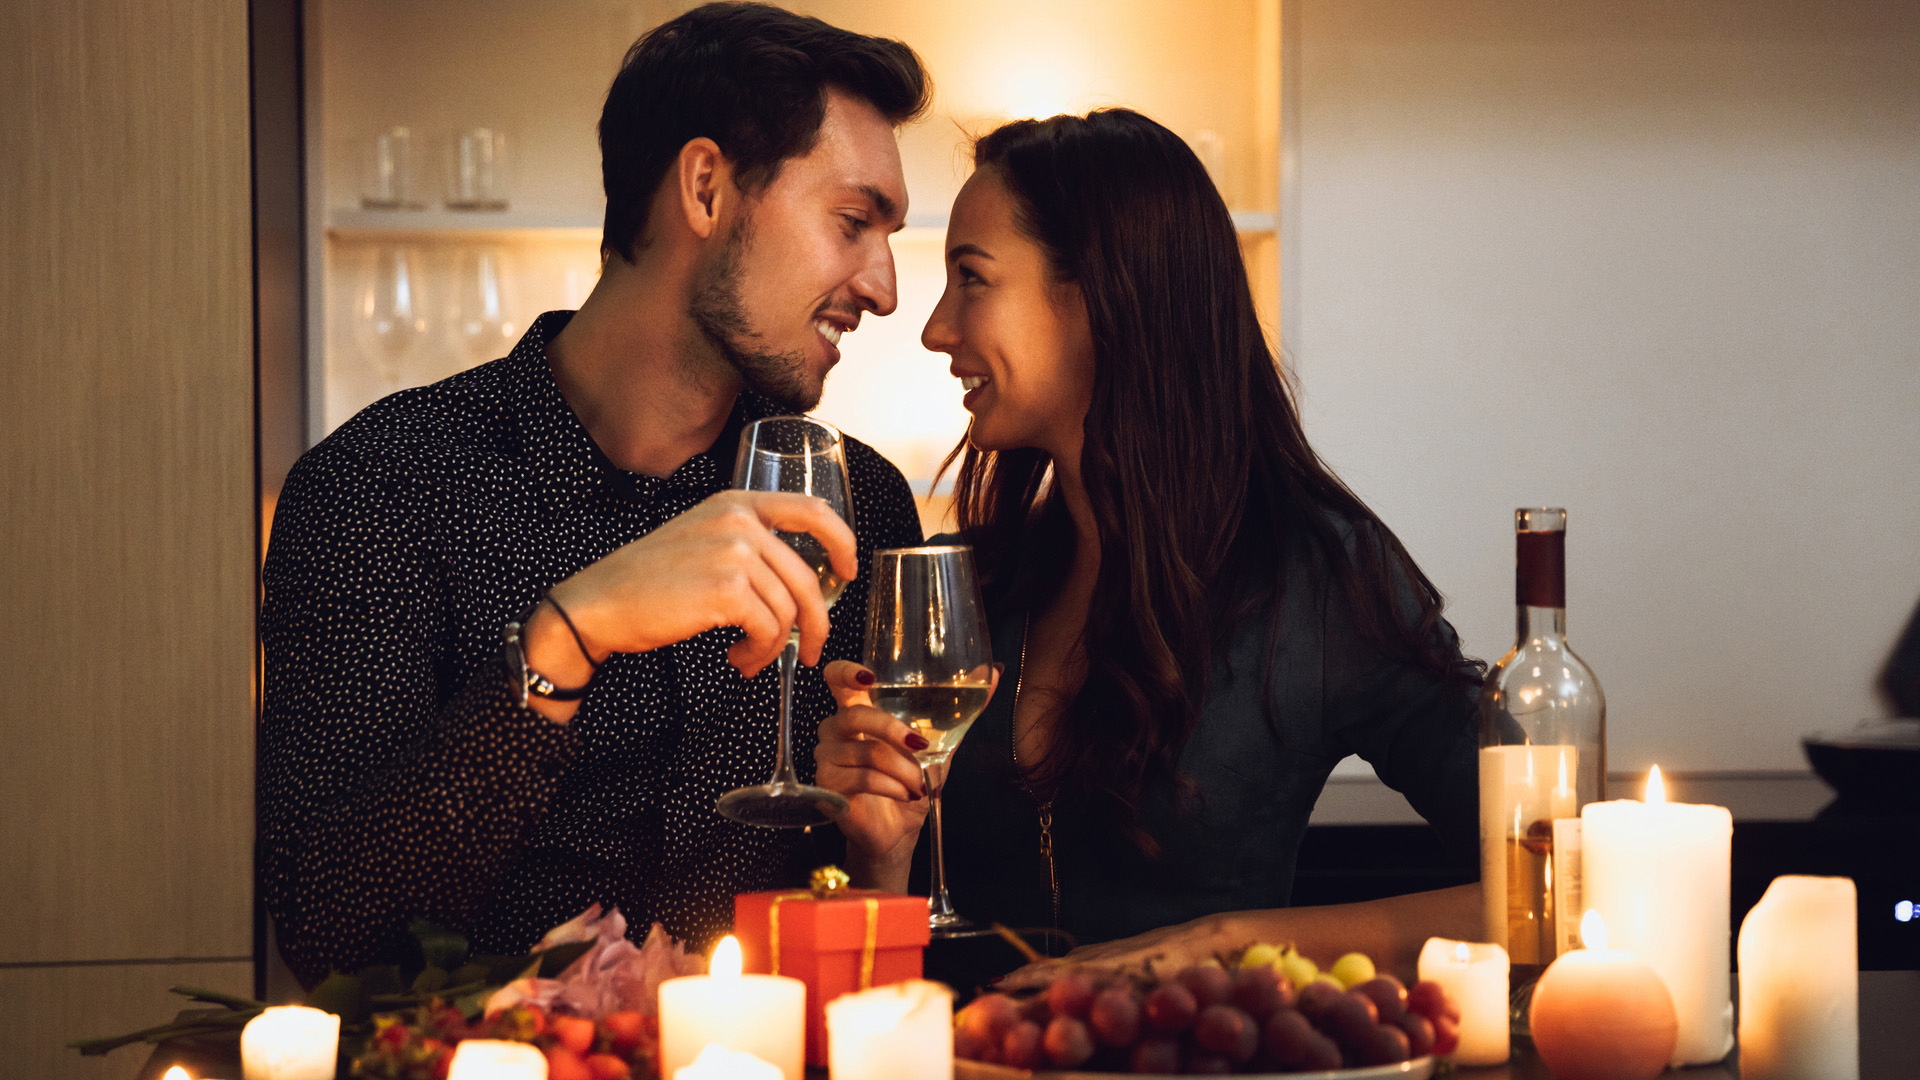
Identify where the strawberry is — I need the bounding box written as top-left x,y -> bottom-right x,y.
546,1044 -> 593,1080
586,1053 -> 634,1080
601,1011 -> 646,1055
551,1015 -> 596,1056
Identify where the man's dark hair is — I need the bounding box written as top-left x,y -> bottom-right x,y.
599,2 -> 930,263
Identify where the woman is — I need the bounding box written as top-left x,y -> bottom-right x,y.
816,109 -> 1483,980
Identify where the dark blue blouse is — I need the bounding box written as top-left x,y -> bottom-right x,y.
918,533 -> 1481,950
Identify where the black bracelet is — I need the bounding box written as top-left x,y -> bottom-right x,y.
542,593 -> 600,671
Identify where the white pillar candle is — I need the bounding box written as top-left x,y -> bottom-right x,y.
1581,766 -> 1734,1065
824,980 -> 953,1080
446,1039 -> 549,1079
1416,937 -> 1510,1065
672,1044 -> 785,1080
1737,875 -> 1859,1080
240,1005 -> 340,1080
659,935 -> 806,1080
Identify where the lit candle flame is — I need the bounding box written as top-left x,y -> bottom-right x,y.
1581,909 -> 1608,951
1454,941 -> 1471,964
1645,764 -> 1667,805
163,1069 -> 190,1080
710,934 -> 742,978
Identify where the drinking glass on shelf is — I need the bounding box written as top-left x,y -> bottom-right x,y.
360,127 -> 423,210
352,246 -> 430,389
716,416 -> 855,828
445,127 -> 508,211
448,245 -> 517,367
863,545 -> 993,938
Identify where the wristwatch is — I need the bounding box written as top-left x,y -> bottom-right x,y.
502,604 -> 593,707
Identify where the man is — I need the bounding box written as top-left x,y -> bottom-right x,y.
261,2 -> 929,986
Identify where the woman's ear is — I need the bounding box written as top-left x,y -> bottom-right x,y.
675,137 -> 732,240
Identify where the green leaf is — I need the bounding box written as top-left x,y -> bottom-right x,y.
536,940 -> 593,977
305,972 -> 369,1022
409,917 -> 470,972
450,961 -> 490,987
410,967 -> 450,995
170,984 -> 267,1011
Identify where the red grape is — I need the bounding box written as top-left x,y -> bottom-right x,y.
958,993 -> 1020,1045
1046,972 -> 1099,1020
1143,982 -> 1199,1034
1353,976 -> 1409,1025
1019,993 -> 1054,1023
1229,966 -> 1290,1019
1128,1037 -> 1181,1074
1088,987 -> 1142,1047
1431,1013 -> 1460,1057
1320,991 -> 1380,1050
1265,1011 -> 1343,1073
1395,1011 -> 1435,1057
1177,965 -> 1234,1008
1183,1052 -> 1233,1075
1002,1020 -> 1045,1068
1406,979 -> 1461,1024
1193,1004 -> 1259,1063
1359,1022 -> 1412,1066
1043,1016 -> 1096,1068
1295,979 -> 1345,1020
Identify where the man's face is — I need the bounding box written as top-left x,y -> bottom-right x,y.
690,88 -> 908,412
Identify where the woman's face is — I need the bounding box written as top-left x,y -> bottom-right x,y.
921,169 -> 1096,463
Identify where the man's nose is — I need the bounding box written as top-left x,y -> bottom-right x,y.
851,242 -> 898,317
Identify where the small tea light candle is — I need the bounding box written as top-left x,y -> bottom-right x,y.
1528,910 -> 1678,1080
240,1005 -> 340,1080
673,1043 -> 785,1080
1416,937 -> 1509,1065
659,935 -> 806,1080
446,1039 -> 548,1079
1737,875 -> 1859,1080
824,980 -> 953,1080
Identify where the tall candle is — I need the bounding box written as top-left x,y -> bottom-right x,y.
1581,766 -> 1733,1065
1737,875 -> 1859,1080
672,1044 -> 784,1080
1416,938 -> 1509,1065
659,935 -> 806,1080
446,1039 -> 548,1079
824,980 -> 953,1080
240,1005 -> 340,1080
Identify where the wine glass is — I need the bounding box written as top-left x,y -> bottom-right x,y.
863,545 -> 993,937
716,417 -> 856,828
353,245 -> 431,389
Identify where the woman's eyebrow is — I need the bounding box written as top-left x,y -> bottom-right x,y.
947,242 -> 994,263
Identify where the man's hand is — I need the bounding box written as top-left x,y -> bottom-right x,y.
521,490 -> 857,722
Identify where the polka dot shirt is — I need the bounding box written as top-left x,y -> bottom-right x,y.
260,311 -> 923,987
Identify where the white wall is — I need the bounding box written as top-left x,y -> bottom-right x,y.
1290,0 -> 1920,773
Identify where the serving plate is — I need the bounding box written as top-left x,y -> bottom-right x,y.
956,1055 -> 1435,1080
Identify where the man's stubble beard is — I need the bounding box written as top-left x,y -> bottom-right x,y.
688,214 -> 822,413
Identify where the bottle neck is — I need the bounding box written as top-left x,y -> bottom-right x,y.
1518,604 -> 1567,644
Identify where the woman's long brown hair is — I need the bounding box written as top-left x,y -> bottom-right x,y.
944,109 -> 1481,852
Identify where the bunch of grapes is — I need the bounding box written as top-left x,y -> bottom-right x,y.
352,1001 -> 658,1080
953,953 -> 1460,1075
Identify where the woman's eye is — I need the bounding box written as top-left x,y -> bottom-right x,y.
957,265 -> 983,287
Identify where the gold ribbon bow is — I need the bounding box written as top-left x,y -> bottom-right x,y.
768,866 -> 881,989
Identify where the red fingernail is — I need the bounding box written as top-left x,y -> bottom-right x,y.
854,669 -> 875,686
909,789 -> 923,802
905,733 -> 930,751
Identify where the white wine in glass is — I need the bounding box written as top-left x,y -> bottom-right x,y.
863,545 -> 993,937
715,416 -> 855,829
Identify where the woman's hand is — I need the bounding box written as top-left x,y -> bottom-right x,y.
815,660 -> 934,891
994,913 -> 1238,990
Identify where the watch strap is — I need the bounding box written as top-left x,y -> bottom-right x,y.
503,607 -> 593,706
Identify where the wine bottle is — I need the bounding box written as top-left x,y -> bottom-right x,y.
1478,507 -> 1606,984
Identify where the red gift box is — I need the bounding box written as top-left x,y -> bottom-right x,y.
735,887 -> 932,1066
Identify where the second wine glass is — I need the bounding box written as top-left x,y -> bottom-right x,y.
715,416 -> 854,829
863,545 -> 993,938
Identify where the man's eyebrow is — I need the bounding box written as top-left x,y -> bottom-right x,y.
946,242 -> 994,263
856,184 -> 901,224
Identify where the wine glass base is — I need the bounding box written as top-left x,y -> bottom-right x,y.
929,913 -> 995,941
716,783 -> 849,828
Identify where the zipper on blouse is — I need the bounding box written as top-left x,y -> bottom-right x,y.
1009,616 -> 1061,936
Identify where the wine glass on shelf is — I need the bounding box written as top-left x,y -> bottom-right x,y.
716,416 -> 856,828
863,545 -> 993,938
353,245 -> 430,390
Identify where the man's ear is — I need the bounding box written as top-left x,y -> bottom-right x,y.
676,137 -> 732,241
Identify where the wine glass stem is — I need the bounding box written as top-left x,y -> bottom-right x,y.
771,638 -> 802,787
924,762 -> 958,920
